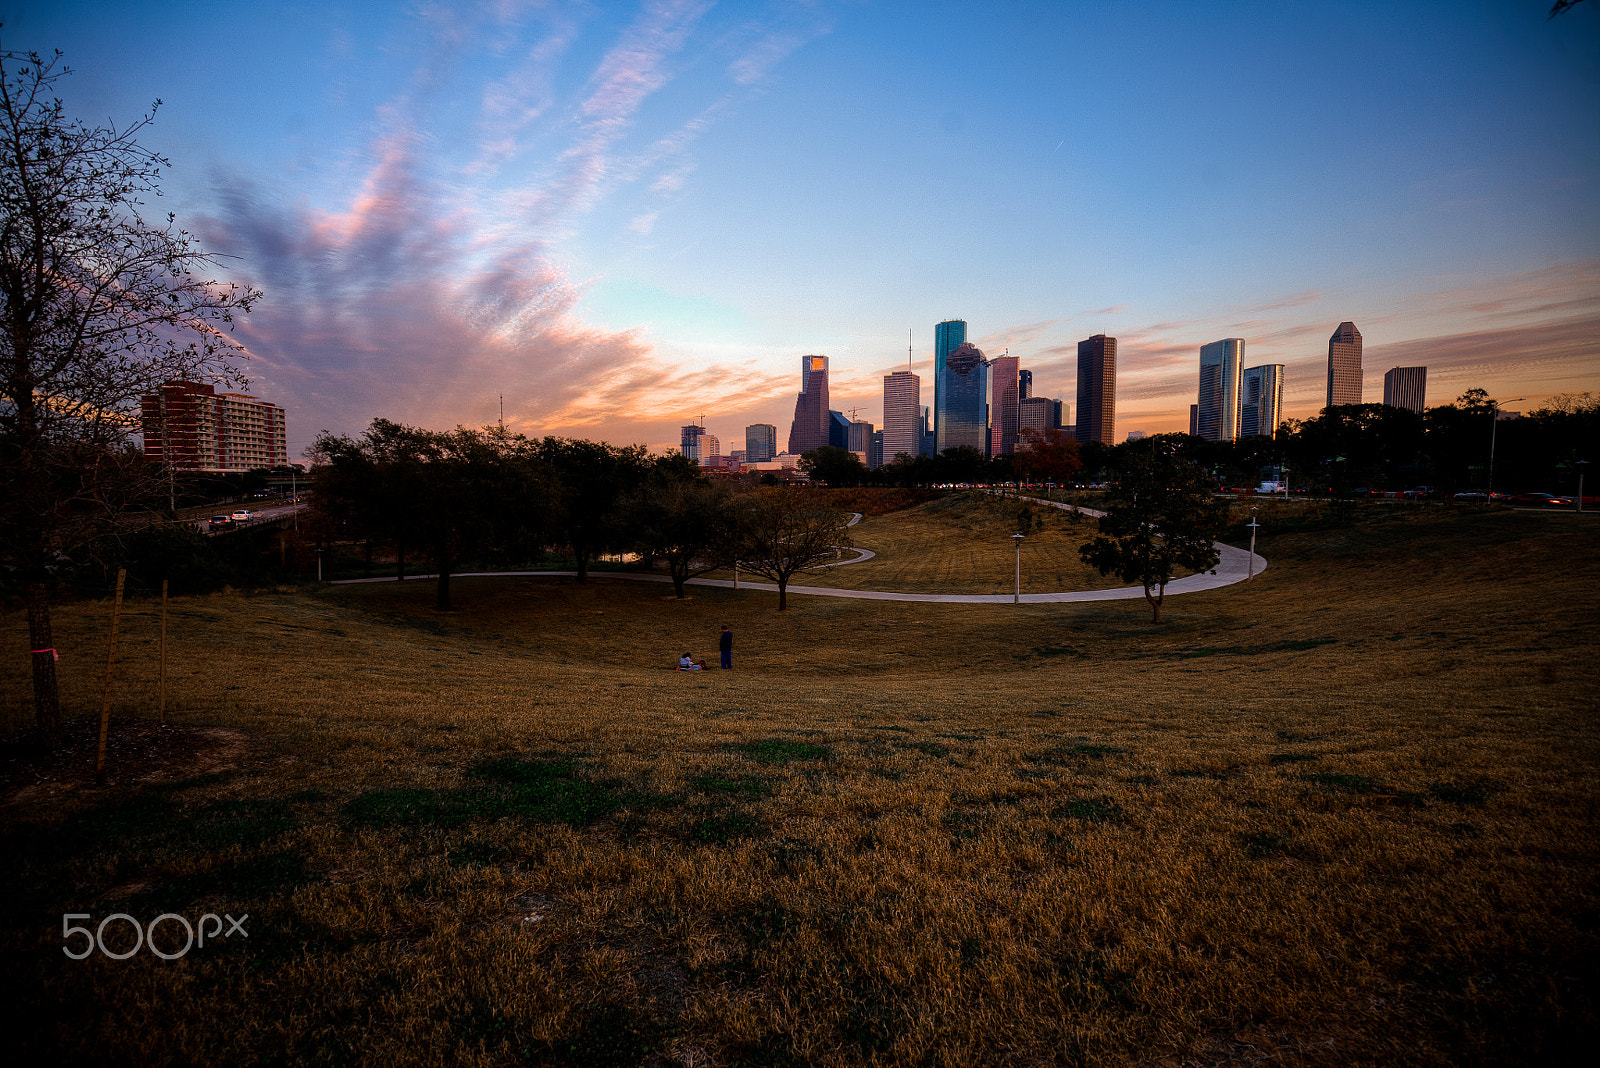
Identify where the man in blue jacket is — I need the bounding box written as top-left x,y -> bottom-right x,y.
719,625 -> 733,670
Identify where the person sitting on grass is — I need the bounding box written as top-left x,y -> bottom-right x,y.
677,653 -> 704,671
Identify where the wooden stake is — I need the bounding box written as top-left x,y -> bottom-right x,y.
95,569 -> 126,785
159,579 -> 169,716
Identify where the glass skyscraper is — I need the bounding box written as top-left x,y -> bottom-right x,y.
1240,364 -> 1283,438
1326,322 -> 1363,409
936,342 -> 988,453
786,355 -> 830,454
1197,339 -> 1244,442
933,320 -> 966,443
1075,335 -> 1116,445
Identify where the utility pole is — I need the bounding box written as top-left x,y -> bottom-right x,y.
1487,397 -> 1524,498
1012,534 -> 1025,604
1247,507 -> 1260,580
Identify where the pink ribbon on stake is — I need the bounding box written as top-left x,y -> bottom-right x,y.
30,648 -> 58,660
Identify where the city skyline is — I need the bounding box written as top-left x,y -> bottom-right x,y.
8,2 -> 1596,459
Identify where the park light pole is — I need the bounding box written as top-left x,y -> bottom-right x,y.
1012,533 -> 1025,604
1578,460 -> 1589,514
1247,507 -> 1260,580
1487,397 -> 1524,498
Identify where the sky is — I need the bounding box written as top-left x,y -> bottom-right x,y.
7,0 -> 1599,459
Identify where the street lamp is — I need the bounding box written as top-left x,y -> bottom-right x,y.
1487,398 -> 1524,498
1247,507 -> 1260,580
1578,460 -> 1589,514
1012,533 -> 1025,604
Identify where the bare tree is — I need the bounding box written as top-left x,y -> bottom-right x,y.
733,487 -> 852,610
0,46 -> 259,741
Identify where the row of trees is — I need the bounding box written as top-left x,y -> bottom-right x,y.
797,393 -> 1597,498
312,421 -> 854,611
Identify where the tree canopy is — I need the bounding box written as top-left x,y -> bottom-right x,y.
1079,435 -> 1226,624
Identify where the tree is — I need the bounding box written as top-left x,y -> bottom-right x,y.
627,455 -> 738,598
799,445 -> 868,486
537,437 -> 649,582
733,487 -> 852,610
312,421 -> 550,611
1015,427 -> 1082,484
1079,435 -> 1226,623
0,47 -> 259,739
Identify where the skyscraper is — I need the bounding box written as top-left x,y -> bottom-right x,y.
989,353 -> 1020,456
1326,322 -> 1363,409
881,369 -> 921,463
933,320 -> 966,442
1075,335 -> 1116,445
680,424 -> 708,462
1240,364 -> 1284,439
1018,369 -> 1032,400
1383,366 -> 1427,414
787,355 -> 830,454
1019,396 -> 1060,435
745,423 -> 777,463
936,341 -> 988,452
1197,339 -> 1244,442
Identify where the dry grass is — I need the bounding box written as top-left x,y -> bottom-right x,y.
2,498 -> 1597,1066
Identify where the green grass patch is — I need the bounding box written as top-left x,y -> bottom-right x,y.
734,740 -> 830,764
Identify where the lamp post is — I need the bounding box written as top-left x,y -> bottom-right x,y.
1487,397 -> 1524,498
1578,460 -> 1589,514
1012,533 -> 1025,604
1247,507 -> 1260,580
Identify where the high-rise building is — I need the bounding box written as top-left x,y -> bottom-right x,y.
1075,335 -> 1116,445
869,431 -> 883,469
1019,396 -> 1060,436
1189,404 -> 1199,437
786,355 -> 830,454
936,341 -> 988,452
1018,369 -> 1033,400
882,370 -> 921,463
703,432 -> 721,461
1384,366 -> 1427,414
828,410 -> 852,450
1240,364 -> 1284,439
920,405 -> 935,457
1326,322 -> 1363,409
680,425 -> 708,463
989,353 -> 1020,456
1197,339 -> 1245,442
745,423 -> 777,463
847,419 -> 873,456
140,381 -> 288,471
933,320 -> 966,442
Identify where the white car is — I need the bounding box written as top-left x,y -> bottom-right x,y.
231,510 -> 251,521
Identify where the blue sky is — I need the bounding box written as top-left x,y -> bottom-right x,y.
7,0 -> 1597,457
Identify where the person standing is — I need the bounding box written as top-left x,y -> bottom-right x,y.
719,625 -> 733,670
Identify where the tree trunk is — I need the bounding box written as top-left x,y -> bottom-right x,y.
436,547 -> 452,611
576,549 -> 590,583
26,581 -> 61,744
1145,584 -> 1164,624
777,578 -> 788,610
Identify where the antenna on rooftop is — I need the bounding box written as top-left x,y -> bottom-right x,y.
499,393 -> 504,431
908,327 -> 913,372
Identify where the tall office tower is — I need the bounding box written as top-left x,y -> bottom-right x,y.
1197,338 -> 1245,442
1383,366 -> 1427,414
882,369 -> 922,463
1054,399 -> 1067,428
1018,369 -> 1033,400
989,353 -> 1021,456
703,432 -> 721,461
1326,321 -> 1363,409
936,341 -> 988,452
1075,335 -> 1116,445
1019,396 -> 1060,435
680,424 -> 708,462
1240,364 -> 1284,439
1189,405 -> 1199,437
745,423 -> 777,463
828,410 -> 852,449
869,431 -> 884,469
140,381 -> 288,471
933,320 -> 967,441
847,420 -> 873,465
920,405 -> 935,456
787,355 -> 830,454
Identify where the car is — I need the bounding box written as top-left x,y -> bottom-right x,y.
1502,492 -> 1572,507
209,515 -> 232,527
230,510 -> 252,521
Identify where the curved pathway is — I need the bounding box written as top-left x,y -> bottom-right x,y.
331,501 -> 1267,604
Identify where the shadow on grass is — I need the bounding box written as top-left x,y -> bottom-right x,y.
345,758 -> 677,829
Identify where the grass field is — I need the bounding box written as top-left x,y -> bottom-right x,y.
2,495 -> 1597,1066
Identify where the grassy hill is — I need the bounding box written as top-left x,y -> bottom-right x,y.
2,500 -> 1596,1065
